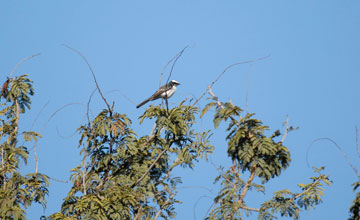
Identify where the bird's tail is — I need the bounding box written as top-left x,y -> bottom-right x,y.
136,98 -> 151,108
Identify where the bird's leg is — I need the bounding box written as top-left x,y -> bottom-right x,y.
165,96 -> 169,112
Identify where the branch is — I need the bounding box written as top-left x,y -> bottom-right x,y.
210,158 -> 237,188
42,102 -> 84,132
159,46 -> 189,87
153,192 -> 177,220
192,54 -> 270,106
356,126 -> 360,160
86,88 -> 97,125
279,115 -> 289,144
9,53 -> 41,78
82,146 -> 87,195
166,46 -> 188,84
245,64 -> 252,113
306,137 -> 360,180
34,140 -> 39,173
62,44 -> 112,113
133,148 -> 168,187
239,164 -> 257,204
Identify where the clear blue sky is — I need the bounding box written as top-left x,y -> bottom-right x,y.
1,1 -> 360,219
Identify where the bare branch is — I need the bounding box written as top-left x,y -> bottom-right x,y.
106,89 -> 137,105
87,88 -> 97,125
306,137 -> 360,180
192,54 -> 270,107
166,46 -> 188,84
9,53 -> 41,78
192,195 -> 213,220
159,46 -> 189,87
356,126 -> 360,159
239,164 -> 257,203
56,126 -> 79,139
279,115 -> 289,144
82,145 -> 87,195
33,140 -> 39,173
31,101 -> 50,131
62,44 -> 112,112
46,175 -> 68,183
245,64 -> 252,113
42,102 -> 84,132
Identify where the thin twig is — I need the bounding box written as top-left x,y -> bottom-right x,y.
82,145 -> 87,195
9,53 -> 41,78
159,46 -> 189,87
30,101 -> 50,131
34,140 -> 39,173
153,192 -> 177,220
245,64 -> 252,113
306,137 -> 360,180
87,88 -> 97,125
166,46 -> 188,84
209,158 -> 236,188
62,44 -> 112,112
46,175 -> 68,183
106,89 -> 137,105
193,195 -> 213,220
356,126 -> 360,159
192,55 -> 270,107
42,103 -> 84,131
56,126 -> 79,139
133,148 -> 168,187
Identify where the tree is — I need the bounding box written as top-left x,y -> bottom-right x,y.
201,91 -> 331,220
0,75 -> 49,220
48,102 -> 213,219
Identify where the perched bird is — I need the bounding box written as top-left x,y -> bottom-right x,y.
1,77 -> 10,98
136,80 -> 180,108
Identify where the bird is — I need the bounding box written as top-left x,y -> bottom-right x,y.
1,77 -> 10,98
136,80 -> 180,108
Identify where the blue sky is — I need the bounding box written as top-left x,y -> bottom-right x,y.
1,1 -> 360,219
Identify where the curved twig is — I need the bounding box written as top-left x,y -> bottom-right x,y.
42,103 -> 84,131
356,126 -> 360,159
9,53 -> 41,78
159,46 -> 189,87
193,195 -> 213,220
306,137 -> 360,180
192,54 -> 271,107
56,126 -> 79,139
86,88 -> 97,124
166,46 -> 189,84
30,101 -> 50,131
62,44 -> 112,112
106,89 -> 137,105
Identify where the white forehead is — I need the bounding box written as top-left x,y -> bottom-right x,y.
171,80 -> 179,84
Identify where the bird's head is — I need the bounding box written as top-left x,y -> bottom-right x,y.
170,80 -> 180,86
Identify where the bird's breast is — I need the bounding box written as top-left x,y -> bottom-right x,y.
161,86 -> 177,98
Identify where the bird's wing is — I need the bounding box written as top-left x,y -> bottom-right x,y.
148,83 -> 170,100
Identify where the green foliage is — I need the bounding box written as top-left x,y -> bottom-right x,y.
349,181 -> 360,220
0,75 -> 49,220
259,167 -> 331,220
202,99 -> 291,183
49,101 -> 213,219
202,97 -> 330,220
